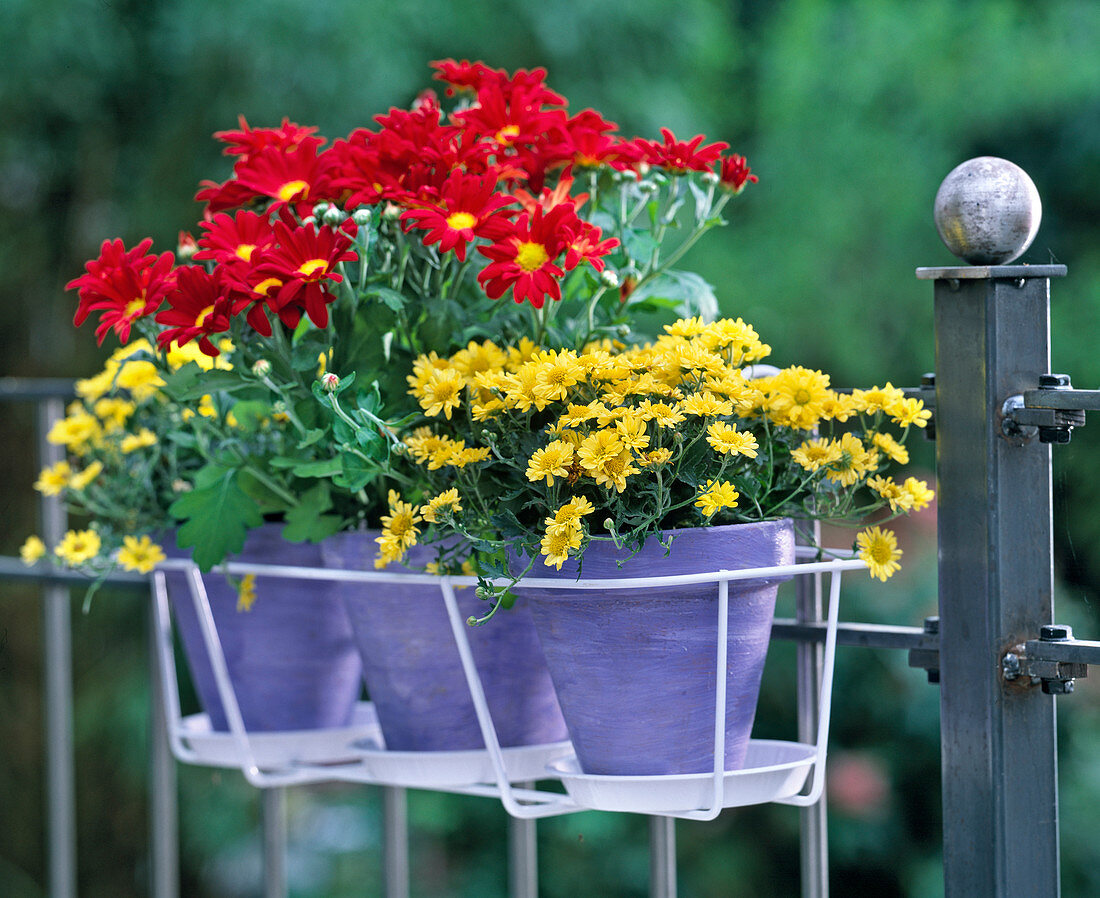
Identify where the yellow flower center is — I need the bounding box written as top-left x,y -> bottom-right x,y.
254,277 -> 282,296
235,243 -> 256,262
446,211 -> 478,231
124,295 -> 147,319
194,304 -> 215,327
277,179 -> 309,202
515,241 -> 550,273
297,258 -> 329,278
495,124 -> 521,145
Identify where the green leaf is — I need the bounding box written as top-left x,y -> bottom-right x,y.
289,457 -> 343,478
282,483 -> 343,543
365,287 -> 408,312
336,451 -> 380,492
297,428 -> 326,449
161,365 -> 250,402
229,400 -> 270,433
627,270 -> 719,322
169,465 -> 263,570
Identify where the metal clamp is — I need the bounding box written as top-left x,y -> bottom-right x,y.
1002,625 -> 1089,695
1003,374 -> 1090,443
907,616 -> 941,684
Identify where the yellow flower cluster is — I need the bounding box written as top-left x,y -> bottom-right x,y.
375,489 -> 424,568
402,318 -> 933,578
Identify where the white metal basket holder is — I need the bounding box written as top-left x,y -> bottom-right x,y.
149,547 -> 863,819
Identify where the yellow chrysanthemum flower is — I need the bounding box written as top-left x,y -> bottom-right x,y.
54,529 -> 101,566
694,480 -> 740,517
850,383 -> 906,415
679,392 -> 733,418
765,366 -> 831,430
115,359 -> 164,401
94,397 -> 136,430
417,368 -> 466,420
35,460 -> 72,496
613,415 -> 650,453
791,437 -> 843,472
872,432 -> 909,465
856,526 -> 903,581
120,428 -> 157,454
888,397 -> 933,429
20,535 -> 47,565
546,496 -> 596,529
706,421 -> 759,458
236,574 -> 258,611
867,475 -> 914,512
69,461 -> 103,491
903,477 -> 936,511
377,491 -> 422,558
526,440 -> 576,486
532,349 -> 586,404
117,535 -> 167,574
540,520 -> 583,569
75,367 -> 118,403
638,401 -> 686,428
451,339 -> 508,378
47,411 -> 102,453
449,446 -> 490,468
639,447 -> 674,467
825,432 -> 876,486
664,316 -> 709,337
421,488 -> 462,524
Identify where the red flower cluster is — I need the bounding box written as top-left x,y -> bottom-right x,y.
68,61 -> 757,348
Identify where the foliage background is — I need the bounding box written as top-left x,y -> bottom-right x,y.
2,0 -> 1099,895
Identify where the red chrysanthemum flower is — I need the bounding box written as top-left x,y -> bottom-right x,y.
430,58 -> 495,95
717,154 -> 758,193
632,128 -> 729,174
563,220 -> 619,273
155,266 -> 234,357
477,205 -> 578,309
193,176 -> 263,215
193,210 -> 277,267
213,116 -> 323,158
67,238 -> 176,345
252,220 -> 358,329
233,143 -> 336,212
400,171 -> 515,261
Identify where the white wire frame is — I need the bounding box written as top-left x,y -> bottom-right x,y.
149,547 -> 865,819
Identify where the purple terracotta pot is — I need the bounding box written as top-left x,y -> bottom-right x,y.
515,519 -> 795,776
164,525 -> 362,732
322,531 -> 569,752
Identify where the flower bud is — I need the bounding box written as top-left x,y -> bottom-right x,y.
251,359 -> 272,377
602,518 -> 615,532
321,372 -> 340,392
599,269 -> 620,289
322,205 -> 345,227
301,215 -> 316,226
312,202 -> 331,220
638,180 -> 659,195
702,170 -> 720,186
172,479 -> 192,493
177,231 -> 198,261
352,207 -> 373,227
382,202 -> 401,221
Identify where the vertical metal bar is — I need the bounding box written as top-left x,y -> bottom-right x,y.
796,525 -> 828,898
148,598 -> 179,898
508,786 -> 538,898
37,398 -> 77,898
261,787 -> 288,898
649,816 -> 677,898
383,786 -> 409,898
932,270 -> 1061,896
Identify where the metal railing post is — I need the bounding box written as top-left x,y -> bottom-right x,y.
796,523 -> 828,898
383,786 -> 410,898
508,785 -> 538,898
148,599 -> 179,898
37,397 -> 77,898
261,787 -> 288,898
649,816 -> 676,898
924,263 -> 1064,896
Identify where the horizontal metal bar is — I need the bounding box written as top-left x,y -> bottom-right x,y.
915,264 -> 1067,280
1025,638 -> 1100,667
772,619 -> 930,651
0,377 -> 76,401
1023,389 -> 1100,412
0,557 -> 147,590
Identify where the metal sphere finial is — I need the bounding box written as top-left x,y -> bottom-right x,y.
933,157 -> 1042,265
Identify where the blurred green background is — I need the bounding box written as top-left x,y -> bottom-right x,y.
2,0 -> 1100,895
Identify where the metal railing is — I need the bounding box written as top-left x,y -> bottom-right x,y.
8,242 -> 1100,897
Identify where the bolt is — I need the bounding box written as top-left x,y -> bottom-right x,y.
1038,426 -> 1073,445
1003,652 -> 1021,681
927,670 -> 940,685
1040,624 -> 1073,641
1041,679 -> 1075,696
921,372 -> 936,388
923,616 -> 939,635
1039,373 -> 1072,390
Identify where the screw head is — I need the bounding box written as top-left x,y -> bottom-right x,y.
1040,624 -> 1073,641
923,616 -> 940,635
1039,373 -> 1072,389
933,157 -> 1042,265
